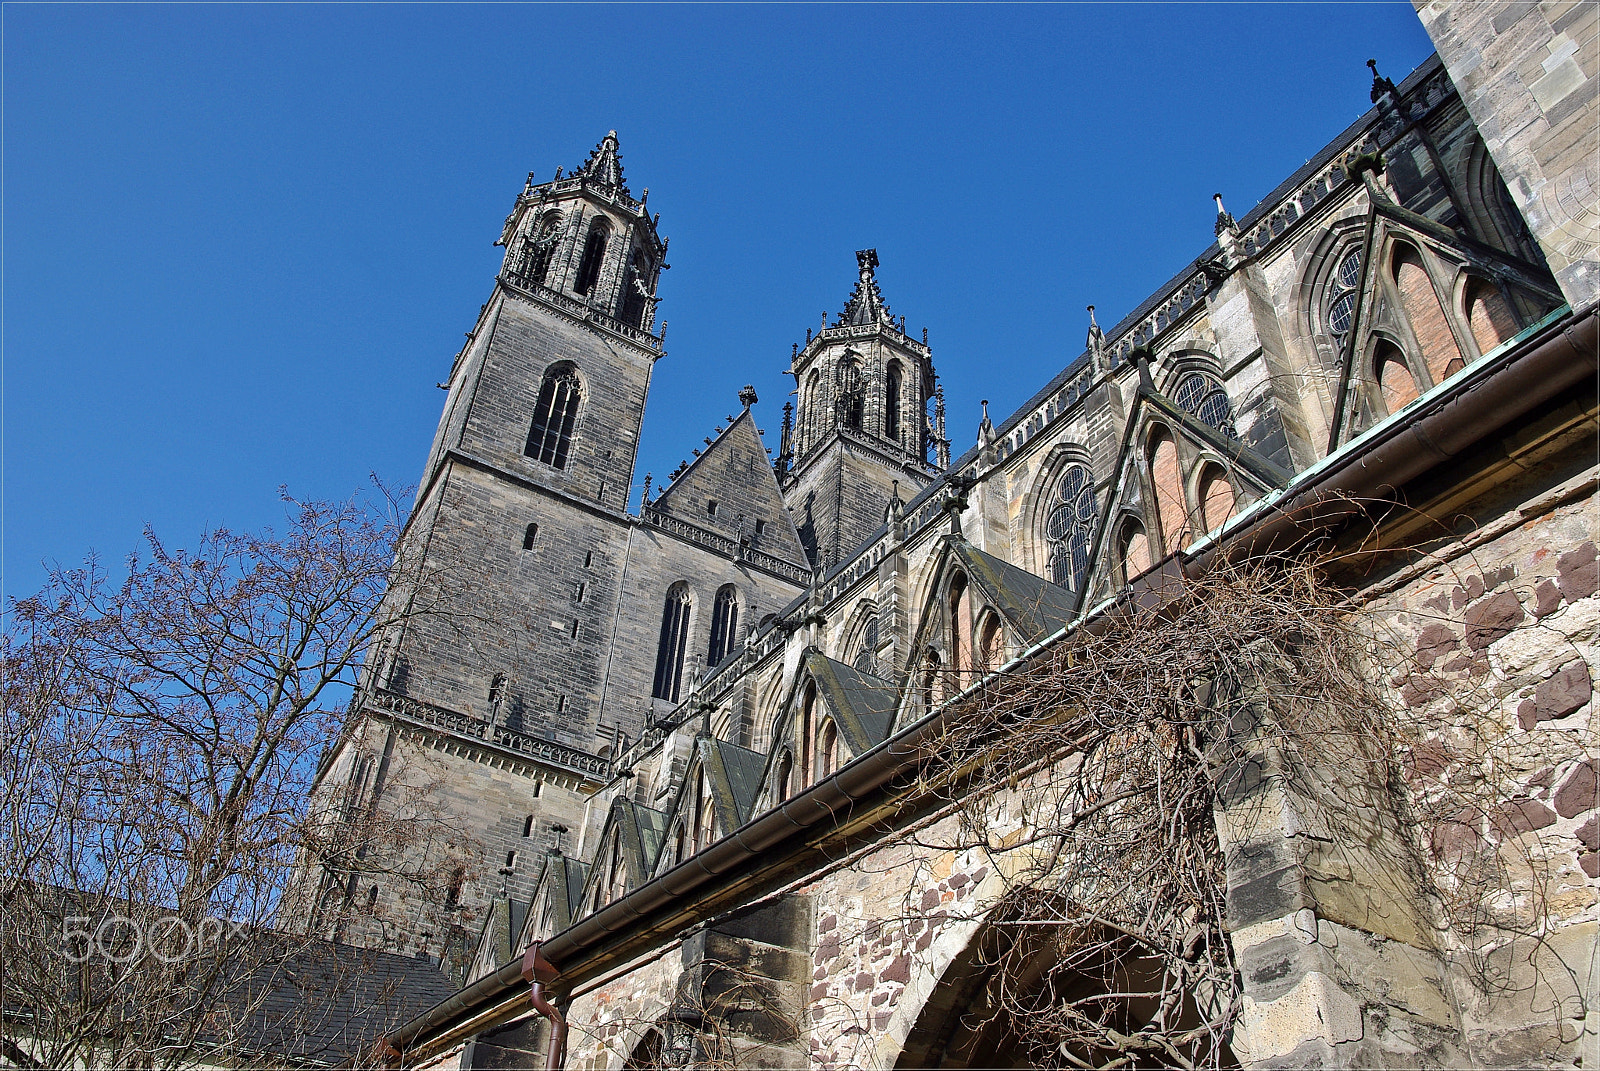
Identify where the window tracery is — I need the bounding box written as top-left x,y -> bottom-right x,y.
1172,371 -> 1237,439
651,583 -> 691,702
1324,247 -> 1363,345
573,218 -> 610,297
851,614 -> 880,674
707,585 -> 739,667
1044,464 -> 1097,594
526,365 -> 581,469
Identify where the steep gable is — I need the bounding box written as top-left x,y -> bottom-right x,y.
650,406 -> 808,568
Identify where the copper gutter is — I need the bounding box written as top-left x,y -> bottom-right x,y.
386,304 -> 1596,1064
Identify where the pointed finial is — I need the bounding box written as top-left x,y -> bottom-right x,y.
642,472 -> 653,505
641,187 -> 649,204
792,342 -> 799,359
821,311 -> 828,330
1368,59 -> 1397,103
739,384 -> 758,408
1087,304 -> 1099,330
1213,193 -> 1237,236
806,328 -> 812,343
524,171 -> 536,193
922,327 -> 928,346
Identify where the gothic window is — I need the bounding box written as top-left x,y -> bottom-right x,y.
802,370 -> 822,452
1325,248 -> 1363,346
707,585 -> 739,667
526,364 -> 581,468
1172,372 -> 1237,439
651,583 -> 692,702
620,248 -> 651,327
573,218 -> 610,296
852,614 -> 879,674
1044,464 -> 1096,594
837,356 -> 864,431
522,522 -> 539,550
519,212 -> 562,287
885,360 -> 903,442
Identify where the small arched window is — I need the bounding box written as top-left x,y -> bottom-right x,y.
652,584 -> 692,702
1172,372 -> 1236,439
1119,518 -> 1152,584
1195,464 -> 1236,533
526,364 -> 582,469
1374,341 -> 1420,417
707,586 -> 739,667
976,612 -> 1003,672
816,720 -> 839,780
1045,464 -> 1096,594
1147,427 -> 1187,555
949,573 -> 972,679
522,523 -> 539,550
573,218 -> 610,296
775,749 -> 794,801
885,361 -> 903,442
1392,243 -> 1464,384
837,357 -> 864,431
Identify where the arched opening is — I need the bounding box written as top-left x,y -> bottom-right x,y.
620,248 -> 652,327
802,370 -> 822,452
1374,340 -> 1420,416
948,573 -> 973,682
651,584 -> 692,702
837,356 -> 864,431
774,749 -> 794,802
922,647 -> 944,711
816,719 -> 839,780
851,612 -> 880,674
1392,243 -> 1464,385
1194,464 -> 1235,534
519,211 -> 562,287
526,364 -> 582,469
799,683 -> 818,783
707,585 -> 739,667
885,360 -> 904,442
1119,518 -> 1152,585
976,611 -> 1004,672
573,218 -> 610,296
1147,428 -> 1186,556
1464,276 -> 1518,356
893,917 -> 1239,1070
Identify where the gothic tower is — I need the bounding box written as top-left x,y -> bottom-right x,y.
300,132 -> 668,959
779,250 -> 942,569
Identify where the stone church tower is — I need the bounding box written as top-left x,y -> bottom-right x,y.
779,249 -> 944,569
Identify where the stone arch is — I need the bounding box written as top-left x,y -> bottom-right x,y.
1389,239 -> 1465,385
1294,213 -> 1369,374
1191,460 -> 1237,535
1027,445 -> 1096,587
1115,513 -> 1152,586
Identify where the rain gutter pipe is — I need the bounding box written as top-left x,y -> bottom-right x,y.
386,303 -> 1596,1064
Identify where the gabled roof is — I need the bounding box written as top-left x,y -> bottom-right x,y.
524,849 -> 589,941
698,736 -> 769,827
651,405 -> 809,569
949,539 -> 1076,644
801,651 -> 898,756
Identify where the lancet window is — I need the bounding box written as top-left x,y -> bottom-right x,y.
517,212 -> 562,288
573,218 -> 610,297
885,361 -> 903,442
526,364 -> 581,469
707,585 -> 739,667
652,583 -> 691,702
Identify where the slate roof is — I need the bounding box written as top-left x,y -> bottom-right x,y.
802,651 -> 898,756
699,736 -> 769,827
949,539 -> 1076,644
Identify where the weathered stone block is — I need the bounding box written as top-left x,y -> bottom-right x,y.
1465,590 -> 1526,649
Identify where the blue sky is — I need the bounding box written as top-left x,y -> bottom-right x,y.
3,4 -> 1435,597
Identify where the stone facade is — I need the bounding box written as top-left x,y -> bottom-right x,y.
299,13 -> 1597,1069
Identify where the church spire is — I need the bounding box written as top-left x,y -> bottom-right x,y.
837,249 -> 891,327
576,130 -> 627,194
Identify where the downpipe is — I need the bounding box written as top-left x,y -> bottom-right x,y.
522,942 -> 567,1071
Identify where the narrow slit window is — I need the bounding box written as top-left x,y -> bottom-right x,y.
522,815 -> 536,838
504,850 -> 517,871
522,523 -> 539,550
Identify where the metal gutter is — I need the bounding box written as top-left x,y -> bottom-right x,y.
385,302 -> 1596,1063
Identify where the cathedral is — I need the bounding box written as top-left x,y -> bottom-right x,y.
293,4 -> 1599,1068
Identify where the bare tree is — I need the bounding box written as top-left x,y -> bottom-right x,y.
1,486 -> 473,1069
